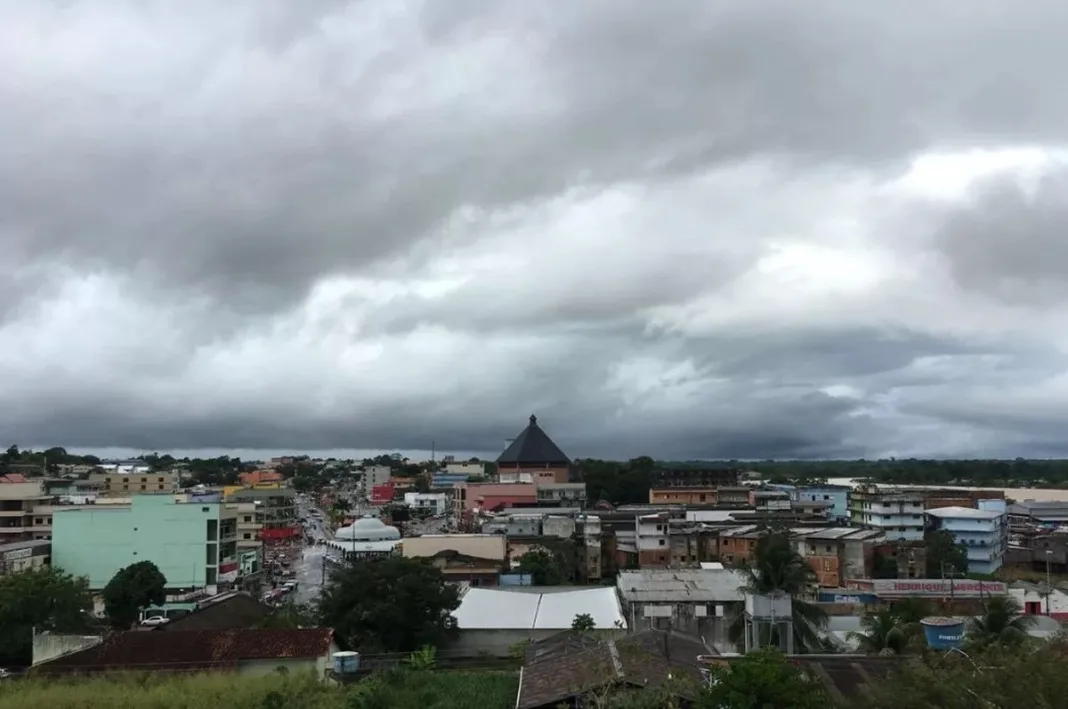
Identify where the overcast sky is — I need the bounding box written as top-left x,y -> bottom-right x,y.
3,1 -> 1068,460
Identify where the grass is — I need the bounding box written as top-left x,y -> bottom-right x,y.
0,669 -> 519,709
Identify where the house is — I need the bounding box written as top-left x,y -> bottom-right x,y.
450,586 -> 626,656
31,628 -> 339,677
153,591 -> 271,632
616,568 -> 747,652
402,534 -> 507,585
515,629 -> 712,709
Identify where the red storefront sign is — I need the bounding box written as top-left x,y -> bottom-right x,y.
218,561 -> 239,583
371,483 -> 395,504
259,526 -> 301,541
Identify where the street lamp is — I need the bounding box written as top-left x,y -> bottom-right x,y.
1046,549 -> 1054,616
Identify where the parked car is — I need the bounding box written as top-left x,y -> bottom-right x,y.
140,615 -> 169,626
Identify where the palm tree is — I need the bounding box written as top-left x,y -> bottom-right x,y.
727,532 -> 829,653
849,609 -> 907,655
968,595 -> 1036,648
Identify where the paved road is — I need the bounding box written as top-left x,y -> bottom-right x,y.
292,501 -> 331,605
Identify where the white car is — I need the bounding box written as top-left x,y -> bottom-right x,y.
140,615 -> 169,626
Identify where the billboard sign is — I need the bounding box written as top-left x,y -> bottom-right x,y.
873,579 -> 1006,598
371,483 -> 395,504
921,617 -> 965,650
218,561 -> 239,583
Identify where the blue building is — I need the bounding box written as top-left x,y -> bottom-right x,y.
926,504 -> 1007,574
792,485 -> 850,523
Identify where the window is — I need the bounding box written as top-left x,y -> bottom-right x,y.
658,539 -> 665,546
243,533 -> 251,540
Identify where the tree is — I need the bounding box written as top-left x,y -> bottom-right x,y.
698,649 -> 827,709
967,594 -> 1036,650
727,533 -> 829,653
0,566 -> 93,665
516,540 -> 576,586
102,561 -> 167,629
924,530 -> 968,578
317,556 -> 460,653
572,613 -> 596,632
848,609 -> 907,655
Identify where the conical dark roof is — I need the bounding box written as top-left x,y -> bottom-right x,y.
497,415 -> 571,466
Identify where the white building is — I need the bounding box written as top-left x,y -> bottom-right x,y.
450,586 -> 626,656
328,516 -> 401,560
403,492 -> 448,516
848,485 -> 925,542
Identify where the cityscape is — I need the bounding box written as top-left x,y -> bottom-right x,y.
3,414 -> 1068,706
4,1 -> 1068,707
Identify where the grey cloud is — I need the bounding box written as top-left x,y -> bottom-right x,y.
5,1 -> 1068,459
934,167 -> 1068,305
5,1 -> 1068,316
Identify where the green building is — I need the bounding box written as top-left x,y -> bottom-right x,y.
51,495 -> 239,590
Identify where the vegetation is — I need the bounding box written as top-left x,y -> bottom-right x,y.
965,594 -> 1036,650
571,612 -> 596,632
700,649 -> 828,709
727,532 -> 829,652
317,556 -> 460,653
349,668 -> 516,709
103,560 -> 167,629
924,529 -> 969,578
0,672 -> 346,709
1,445 -> 100,472
515,539 -> 576,585
0,566 -> 93,666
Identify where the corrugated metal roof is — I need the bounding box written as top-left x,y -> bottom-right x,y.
616,569 -> 748,603
452,587 -> 626,630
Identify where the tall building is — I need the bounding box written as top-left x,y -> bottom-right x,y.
51,495 -> 239,590
926,504 -> 1008,574
0,478 -> 51,542
226,487 -> 298,542
88,471 -> 179,496
848,485 -> 925,542
497,414 -> 572,484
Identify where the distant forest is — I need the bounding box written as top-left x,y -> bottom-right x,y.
579,457 -> 1068,506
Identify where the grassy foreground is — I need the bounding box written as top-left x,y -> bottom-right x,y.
0,670 -> 519,709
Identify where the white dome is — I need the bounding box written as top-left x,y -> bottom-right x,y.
335,515 -> 400,541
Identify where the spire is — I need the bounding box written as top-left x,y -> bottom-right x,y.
529,414 -> 538,426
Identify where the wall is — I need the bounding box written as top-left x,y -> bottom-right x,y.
624,601 -> 736,653
402,534 -> 506,562
32,632 -> 102,666
542,516 -> 576,539
452,628 -> 625,658
235,650 -> 333,678
444,462 -> 485,476
51,496 -> 225,589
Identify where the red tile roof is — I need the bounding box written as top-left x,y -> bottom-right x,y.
34,628 -> 335,674
0,473 -> 27,483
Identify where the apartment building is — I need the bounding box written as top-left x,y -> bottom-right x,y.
0,539 -> 52,575
927,504 -> 1008,574
791,485 -> 851,522
0,478 -> 51,541
89,471 -> 179,496
535,482 -> 587,507
358,465 -> 392,498
51,494 -> 239,590
848,485 -> 925,542
443,461 -> 485,477
227,487 -> 298,542
228,501 -> 264,552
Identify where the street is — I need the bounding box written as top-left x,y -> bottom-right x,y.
292,497 -> 332,605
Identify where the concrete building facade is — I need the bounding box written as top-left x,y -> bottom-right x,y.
51,495 -> 239,589
0,479 -> 51,542
926,505 -> 1008,574
848,485 -> 925,542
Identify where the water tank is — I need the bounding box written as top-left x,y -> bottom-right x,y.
332,651 -> 360,675
920,617 -> 965,650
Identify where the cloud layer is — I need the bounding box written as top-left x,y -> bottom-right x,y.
4,0 -> 1068,459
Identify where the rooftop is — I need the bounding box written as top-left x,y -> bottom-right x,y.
497,414 -> 571,466
32,628 -> 336,674
517,630 -> 710,709
0,539 -> 52,554
927,506 -> 1002,520
616,569 -> 748,603
452,586 -> 625,630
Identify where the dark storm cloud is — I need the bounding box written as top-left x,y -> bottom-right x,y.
5,1 -> 1068,314
4,1 -> 1068,459
934,167 -> 1068,305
